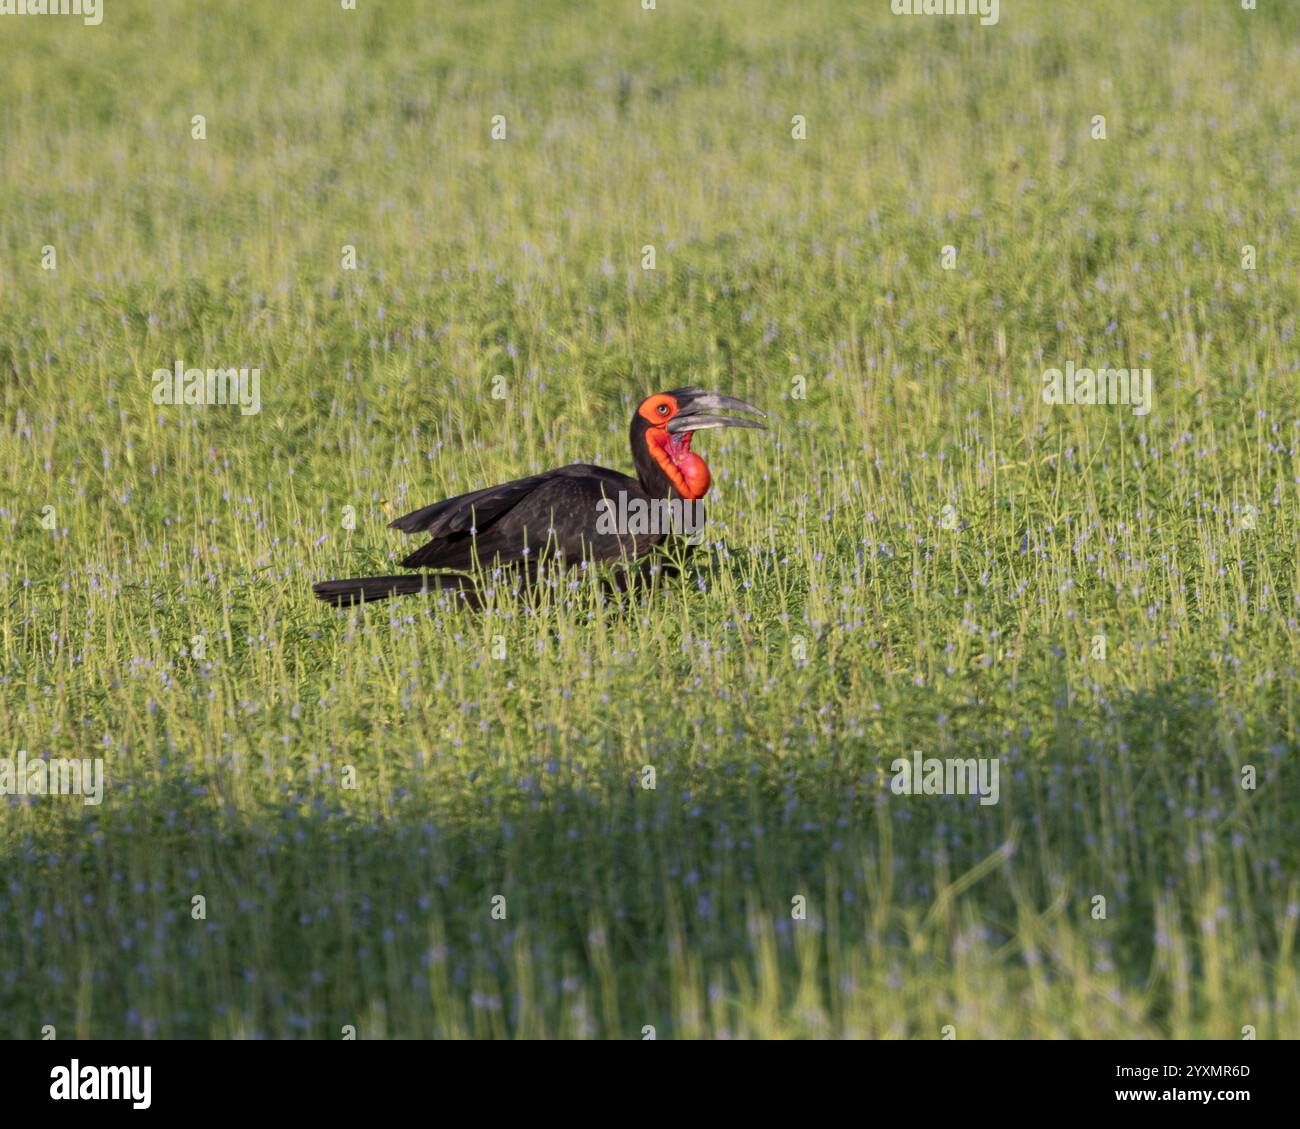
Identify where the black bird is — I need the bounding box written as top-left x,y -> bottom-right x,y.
312,388 -> 766,606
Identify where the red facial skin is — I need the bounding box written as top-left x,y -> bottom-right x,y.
636,395 -> 712,500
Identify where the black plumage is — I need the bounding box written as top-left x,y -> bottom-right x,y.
312,388 -> 765,606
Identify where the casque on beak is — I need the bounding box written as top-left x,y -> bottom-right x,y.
665,389 -> 768,434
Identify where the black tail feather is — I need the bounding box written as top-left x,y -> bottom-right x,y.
311,573 -> 480,607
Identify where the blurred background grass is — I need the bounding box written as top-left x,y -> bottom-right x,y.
1,0 -> 1298,1037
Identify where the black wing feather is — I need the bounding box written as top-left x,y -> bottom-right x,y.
389,473 -> 552,536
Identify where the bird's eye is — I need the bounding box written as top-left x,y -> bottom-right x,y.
657,403 -> 669,415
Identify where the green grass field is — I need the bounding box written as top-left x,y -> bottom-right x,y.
2,0 -> 1298,1038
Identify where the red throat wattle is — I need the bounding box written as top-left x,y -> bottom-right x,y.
647,429 -> 711,500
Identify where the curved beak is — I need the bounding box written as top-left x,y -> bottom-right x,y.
666,389 -> 767,434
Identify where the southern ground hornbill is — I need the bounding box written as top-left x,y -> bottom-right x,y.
312,388 -> 766,606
